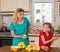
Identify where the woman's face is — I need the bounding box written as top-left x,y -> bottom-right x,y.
17,12 -> 24,20
43,24 -> 50,32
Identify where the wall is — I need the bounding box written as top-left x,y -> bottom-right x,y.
54,0 -> 60,30
51,37 -> 60,49
0,0 -> 60,30
30,0 -> 60,30
0,16 -> 3,28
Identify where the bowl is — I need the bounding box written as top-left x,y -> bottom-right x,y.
10,46 -> 20,52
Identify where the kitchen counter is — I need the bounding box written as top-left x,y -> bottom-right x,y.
0,46 -> 60,52
0,32 -> 60,38
0,32 -> 39,38
0,32 -> 60,47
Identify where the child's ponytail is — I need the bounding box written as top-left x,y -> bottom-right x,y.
50,27 -> 54,34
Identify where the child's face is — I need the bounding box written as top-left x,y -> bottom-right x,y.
17,12 -> 24,20
43,24 -> 50,32
2,27 -> 6,31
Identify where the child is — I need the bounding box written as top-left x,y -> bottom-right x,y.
39,22 -> 58,51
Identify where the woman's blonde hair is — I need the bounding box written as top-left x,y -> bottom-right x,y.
13,8 -> 24,25
43,22 -> 54,34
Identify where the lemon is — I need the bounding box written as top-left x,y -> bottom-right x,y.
36,46 -> 40,50
25,45 -> 32,52
32,46 -> 40,50
32,46 -> 36,50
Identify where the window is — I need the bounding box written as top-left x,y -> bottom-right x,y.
32,0 -> 54,26
58,2 -> 60,14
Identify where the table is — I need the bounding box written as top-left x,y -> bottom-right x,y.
0,46 -> 60,52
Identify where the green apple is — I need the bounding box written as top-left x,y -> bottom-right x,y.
23,34 -> 27,39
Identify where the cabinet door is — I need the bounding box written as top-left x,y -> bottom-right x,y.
18,0 -> 30,11
1,0 -> 18,11
2,39 -> 12,46
0,0 -> 1,10
51,38 -> 60,48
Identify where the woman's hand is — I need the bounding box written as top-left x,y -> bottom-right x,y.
34,29 -> 40,34
22,36 -> 27,39
28,27 -> 40,34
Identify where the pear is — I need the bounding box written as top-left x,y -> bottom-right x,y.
18,42 -> 26,48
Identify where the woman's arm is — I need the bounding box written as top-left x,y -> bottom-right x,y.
41,35 -> 58,44
11,31 -> 22,38
28,27 -> 37,34
28,27 -> 35,33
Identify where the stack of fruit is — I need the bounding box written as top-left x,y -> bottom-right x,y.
18,42 -> 26,49
32,45 -> 40,51
25,45 -> 32,52
10,34 -> 40,52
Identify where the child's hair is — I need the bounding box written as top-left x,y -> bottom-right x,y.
13,8 -> 24,25
1,26 -> 7,31
43,22 -> 54,34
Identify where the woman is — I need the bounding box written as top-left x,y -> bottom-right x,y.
10,8 -> 36,46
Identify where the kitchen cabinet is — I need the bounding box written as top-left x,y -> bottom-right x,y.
51,37 -> 60,49
1,38 -> 12,46
0,0 -> 30,12
29,37 -> 39,46
1,0 -> 18,11
0,0 -> 1,9
58,0 -> 60,2
17,0 -> 30,12
29,34 -> 39,46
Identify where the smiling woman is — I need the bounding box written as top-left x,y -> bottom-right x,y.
10,8 -> 37,46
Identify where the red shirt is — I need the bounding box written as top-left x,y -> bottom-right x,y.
39,31 -> 53,48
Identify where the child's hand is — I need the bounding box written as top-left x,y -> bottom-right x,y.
41,46 -> 49,51
52,36 -> 59,40
44,46 -> 49,51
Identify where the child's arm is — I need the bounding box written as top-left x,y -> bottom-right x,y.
41,35 -> 58,44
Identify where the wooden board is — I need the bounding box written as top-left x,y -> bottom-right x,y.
0,46 -> 60,52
